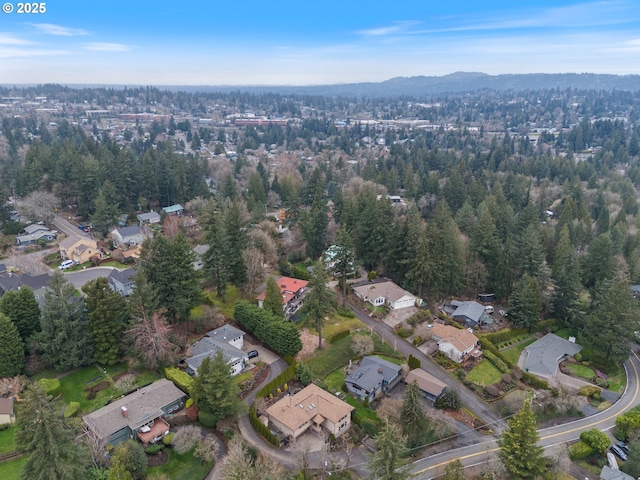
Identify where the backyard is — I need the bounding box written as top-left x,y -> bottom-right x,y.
0,456 -> 27,480
147,449 -> 212,480
466,359 -> 503,386
501,337 -> 536,365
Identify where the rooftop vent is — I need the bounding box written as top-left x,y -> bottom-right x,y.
120,406 -> 128,418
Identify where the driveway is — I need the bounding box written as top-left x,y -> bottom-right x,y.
243,336 -> 280,365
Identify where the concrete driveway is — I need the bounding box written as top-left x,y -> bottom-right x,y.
243,336 -> 280,365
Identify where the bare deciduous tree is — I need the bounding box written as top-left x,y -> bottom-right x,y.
19,190 -> 58,224
220,438 -> 254,480
376,397 -> 402,424
163,216 -> 180,239
249,229 -> 278,266
0,375 -> 26,400
351,334 -> 374,357
172,425 -> 202,454
83,424 -> 108,468
242,247 -> 265,299
126,308 -> 176,370
194,435 -> 220,463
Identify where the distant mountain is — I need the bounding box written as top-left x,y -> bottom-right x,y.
160,72 -> 640,97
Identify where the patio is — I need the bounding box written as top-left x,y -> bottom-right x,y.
137,418 -> 170,444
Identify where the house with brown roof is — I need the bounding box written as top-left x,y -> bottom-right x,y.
265,384 -> 353,444
82,379 -> 186,447
59,235 -> 101,265
0,397 -> 15,425
352,280 -> 417,310
404,369 -> 447,402
429,323 -> 481,364
256,276 -> 309,317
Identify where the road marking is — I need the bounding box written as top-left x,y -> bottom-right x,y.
413,356 -> 640,477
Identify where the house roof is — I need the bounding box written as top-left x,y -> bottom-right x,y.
83,379 -> 185,441
600,465 -> 634,480
59,235 -> 97,252
256,276 -> 308,302
352,281 -> 415,304
113,226 -> 143,238
404,369 -> 447,397
0,397 -> 14,416
193,244 -> 210,256
24,224 -> 49,235
266,384 -> 353,433
451,301 -> 486,323
59,235 -> 82,251
430,323 -> 478,354
16,230 -> 57,243
523,333 -> 583,376
108,268 -> 136,285
345,356 -> 401,392
162,204 -> 184,214
207,324 -> 244,343
137,212 -> 161,222
0,272 -> 51,294
186,337 -> 246,373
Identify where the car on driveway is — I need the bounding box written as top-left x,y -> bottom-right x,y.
611,444 -> 628,461
246,350 -> 259,359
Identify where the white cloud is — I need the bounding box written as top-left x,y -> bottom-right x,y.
358,21 -> 419,37
29,23 -> 89,36
84,42 -> 131,52
0,34 -> 32,45
0,47 -> 71,58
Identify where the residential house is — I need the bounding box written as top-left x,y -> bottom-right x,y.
185,324 -> 247,376
111,225 -> 152,248
24,224 -> 49,235
108,268 -> 136,296
59,235 -> 101,264
0,272 -> 51,305
352,280 -> 417,310
16,224 -> 57,245
192,244 -> 209,271
445,300 -> 493,327
265,384 -> 353,444
429,323 -> 481,364
0,397 -> 15,425
162,204 -> 184,216
404,368 -> 447,402
137,211 -> 161,225
522,333 -> 582,378
600,465 -> 634,480
345,356 -> 402,402
82,379 -> 186,447
256,276 -> 309,317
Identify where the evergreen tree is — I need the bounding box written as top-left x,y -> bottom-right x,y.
441,460 -> 466,480
0,286 -> 40,344
300,263 -> 335,350
369,422 -> 411,480
38,271 -> 92,370
551,226 -> 580,320
400,381 -> 432,449
191,352 -> 244,423
82,277 -> 129,365
223,200 -> 249,285
91,180 -> 120,236
202,201 -> 230,299
508,276 -> 542,332
332,226 -> 356,307
300,188 -> 328,259
263,277 -> 284,318
582,233 -> 615,290
497,404 -> 545,478
16,383 -> 89,480
0,312 -> 24,377
108,440 -> 147,480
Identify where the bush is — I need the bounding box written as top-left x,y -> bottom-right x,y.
483,328 -> 528,345
114,374 -> 137,393
165,367 -> 194,394
145,443 -> 164,455
522,372 -> 549,390
396,327 -> 413,338
337,306 -> 355,318
162,432 -> 174,445
574,353 -> 582,362
568,440 -> 595,460
412,336 -> 423,346
578,385 -> 602,398
580,428 -> 611,453
408,354 -> 421,369
64,401 -> 80,418
615,406 -> 640,440
185,398 -> 194,408
436,389 -> 461,410
485,384 -> 500,398
198,410 -> 217,428
38,378 -> 61,397
172,425 -> 201,454
292,264 -> 310,280
484,351 -> 510,374
250,407 -> 278,446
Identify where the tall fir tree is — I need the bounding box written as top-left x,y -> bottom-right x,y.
508,275 -> 542,332
191,352 -> 244,423
497,404 -> 545,479
91,179 -> 121,236
332,226 -> 356,306
369,422 -> 411,480
263,277 -> 284,318
224,200 -> 249,285
202,201 -> 230,299
300,263 -> 335,350
16,383 -> 89,480
82,277 -> 130,365
400,381 -> 432,448
0,312 -> 24,377
551,225 -> 580,321
0,286 -> 41,344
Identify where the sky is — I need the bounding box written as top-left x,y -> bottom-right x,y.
2,0 -> 640,86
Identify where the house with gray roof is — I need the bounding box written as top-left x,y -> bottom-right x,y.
192,244 -> 209,271
448,300 -> 493,327
16,228 -> 57,245
108,268 -> 136,296
0,272 -> 51,305
162,204 -> 184,216
185,324 -> 246,376
345,356 -> 402,402
136,211 -> 161,225
522,333 -> 582,377
82,379 -> 186,447
111,225 -> 152,248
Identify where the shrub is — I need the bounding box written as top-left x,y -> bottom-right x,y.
337,306 -> 355,318
145,444 -> 164,455
292,265 -> 310,280
436,389 -> 461,410
484,384 -> 500,398
569,441 -> 595,460
412,336 -> 423,346
198,410 -> 217,428
408,354 -> 421,369
578,385 -> 602,398
522,372 -> 549,390
162,432 -> 174,446
185,398 -> 194,408
615,406 -> 640,440
574,353 -> 582,362
484,351 -> 510,374
114,374 -> 137,393
173,425 -> 201,454
165,367 -> 194,394
580,429 -> 611,453
64,401 -> 80,418
396,327 -> 413,338
38,378 -> 61,397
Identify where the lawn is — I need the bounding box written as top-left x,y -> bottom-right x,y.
147,449 -> 212,480
565,363 -> 595,379
554,328 -> 578,340
0,456 -> 27,480
466,359 -> 503,386
323,314 -> 366,339
324,369 -> 346,392
501,338 -> 536,365
306,336 -> 354,380
0,426 -> 16,454
205,285 -> 242,319
344,395 -> 382,434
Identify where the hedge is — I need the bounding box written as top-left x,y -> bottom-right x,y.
64,401 -> 80,418
38,378 -> 61,397
569,441 -> 595,460
521,372 -> 549,390
256,365 -> 297,399
578,385 -> 602,398
165,367 -> 193,394
484,351 -> 510,374
408,354 -> 421,369
330,330 -> 351,344
250,407 -> 279,446
482,328 -> 528,345
536,318 -> 563,332
477,337 -> 549,389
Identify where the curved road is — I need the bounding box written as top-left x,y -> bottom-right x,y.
411,350 -> 640,478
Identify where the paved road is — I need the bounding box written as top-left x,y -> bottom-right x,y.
63,267 -> 115,288
411,350 -> 640,478
52,213 -> 89,238
346,301 -> 507,435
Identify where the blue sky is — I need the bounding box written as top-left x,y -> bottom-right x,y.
2,0 -> 640,85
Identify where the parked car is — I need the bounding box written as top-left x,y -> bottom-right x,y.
246,350 -> 259,359
611,444 -> 628,461
617,442 -> 630,454
58,260 -> 74,270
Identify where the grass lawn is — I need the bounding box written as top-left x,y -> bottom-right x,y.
324,369 -> 346,392
565,363 -> 595,379
606,364 -> 627,393
99,260 -> 130,268
205,285 -> 242,319
0,456 -> 27,480
466,359 -> 503,386
306,336 -> 354,380
147,449 -> 212,480
501,338 -> 536,365
344,395 -> 382,432
554,328 -> 578,340
0,426 -> 16,454
323,314 -> 366,339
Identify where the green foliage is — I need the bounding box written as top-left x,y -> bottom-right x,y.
162,432 -> 174,446
401,381 -> 433,448
263,277 -> 284,318
198,410 -> 217,428
508,275 -> 542,331
37,377 -> 61,397
369,422 -> 411,480
578,385 -> 602,398
484,350 -> 510,374
250,407 -> 279,446
329,329 -> 350,343
441,459 -> 466,480
295,362 -> 313,385
622,441 -> 640,478
498,405 -> 545,478
64,401 -> 80,418
300,262 -> 335,350
165,367 -> 194,394
616,405 -> 640,440
0,287 -> 41,344
407,354 -> 421,369
482,328 -> 529,345
336,306 -> 355,318
257,365 -> 297,398
109,440 -> 147,480
145,443 -> 164,455
568,440 -> 595,460
579,428 -> 611,453
521,372 -> 549,390
0,313 -> 24,377
435,389 -> 461,411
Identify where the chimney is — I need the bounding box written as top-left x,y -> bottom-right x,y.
120,406 -> 128,418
